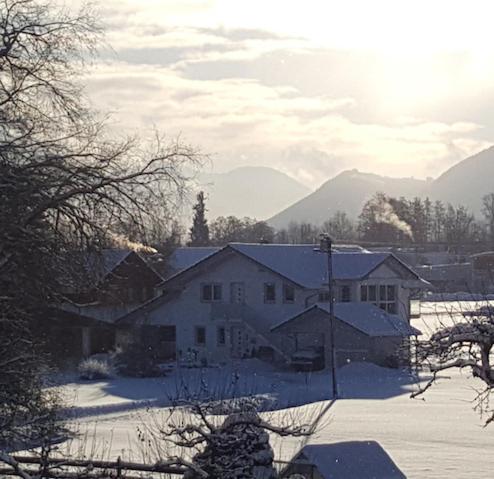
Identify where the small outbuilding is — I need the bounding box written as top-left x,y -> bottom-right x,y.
271,303 -> 420,368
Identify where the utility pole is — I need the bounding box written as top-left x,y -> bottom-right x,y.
320,233 -> 338,398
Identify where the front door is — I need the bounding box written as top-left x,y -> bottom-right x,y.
230,282 -> 245,304
231,326 -> 248,358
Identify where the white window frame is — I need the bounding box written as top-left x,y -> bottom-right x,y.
201,283 -> 222,302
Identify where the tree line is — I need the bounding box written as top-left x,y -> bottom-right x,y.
187,191 -> 494,247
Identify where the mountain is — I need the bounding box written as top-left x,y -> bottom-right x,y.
268,146 -> 494,228
195,166 -> 311,221
428,145 -> 494,213
268,169 -> 428,229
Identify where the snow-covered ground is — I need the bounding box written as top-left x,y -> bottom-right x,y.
48,302 -> 494,478
52,362 -> 494,478
414,299 -> 494,338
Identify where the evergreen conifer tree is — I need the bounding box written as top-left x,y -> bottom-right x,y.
189,191 -> 210,246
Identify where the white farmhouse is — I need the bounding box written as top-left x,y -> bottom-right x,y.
119,243 -> 426,367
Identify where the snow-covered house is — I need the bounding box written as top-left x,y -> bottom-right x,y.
119,243 -> 426,367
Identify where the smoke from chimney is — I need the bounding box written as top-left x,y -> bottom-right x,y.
372,197 -> 413,239
109,233 -> 157,254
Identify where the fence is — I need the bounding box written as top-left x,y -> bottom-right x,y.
0,455 -> 186,479
0,455 -> 318,479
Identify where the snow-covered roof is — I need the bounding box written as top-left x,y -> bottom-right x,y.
99,249 -> 165,279
229,243 -> 404,288
83,249 -> 133,281
160,243 -> 424,289
271,302 -> 421,337
293,442 -> 406,479
100,249 -> 133,274
166,247 -> 220,274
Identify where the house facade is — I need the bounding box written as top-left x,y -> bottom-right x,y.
120,243 -> 426,367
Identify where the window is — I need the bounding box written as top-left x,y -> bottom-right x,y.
217,326 -> 226,346
201,283 -> 222,302
340,285 -> 351,302
360,285 -> 367,302
283,283 -> 295,303
264,283 -> 276,303
360,284 -> 397,314
195,326 -> 206,345
369,285 -> 377,302
318,291 -> 330,302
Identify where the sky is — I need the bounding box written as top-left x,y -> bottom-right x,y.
80,0 -> 494,188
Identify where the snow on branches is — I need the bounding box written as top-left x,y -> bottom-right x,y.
412,301 -> 494,425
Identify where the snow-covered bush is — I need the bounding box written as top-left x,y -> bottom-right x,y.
78,358 -> 112,380
183,411 -> 277,479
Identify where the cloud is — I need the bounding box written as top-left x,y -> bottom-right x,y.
83,57 -> 489,187
74,1 -> 494,187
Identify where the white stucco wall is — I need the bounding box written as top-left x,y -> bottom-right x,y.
142,254 -> 317,363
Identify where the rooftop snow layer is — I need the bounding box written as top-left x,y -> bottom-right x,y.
167,247 -> 221,273
230,243 -> 392,288
82,249 -> 133,281
272,302 -> 421,337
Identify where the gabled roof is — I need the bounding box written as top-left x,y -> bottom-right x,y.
162,243 -> 422,289
84,249 -> 163,284
166,247 -> 221,276
271,302 -> 421,337
97,249 -> 134,277
230,243 -> 394,288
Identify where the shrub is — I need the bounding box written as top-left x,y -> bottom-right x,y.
78,358 -> 112,380
383,354 -> 400,369
114,341 -> 162,378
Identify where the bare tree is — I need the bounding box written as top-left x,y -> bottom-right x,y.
137,387 -> 319,479
0,0 -> 201,450
322,211 -> 355,241
411,299 -> 494,425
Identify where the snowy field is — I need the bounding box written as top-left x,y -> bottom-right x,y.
47,302 -> 494,479
415,299 -> 494,338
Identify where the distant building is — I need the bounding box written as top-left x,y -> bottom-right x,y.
414,263 -> 474,293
